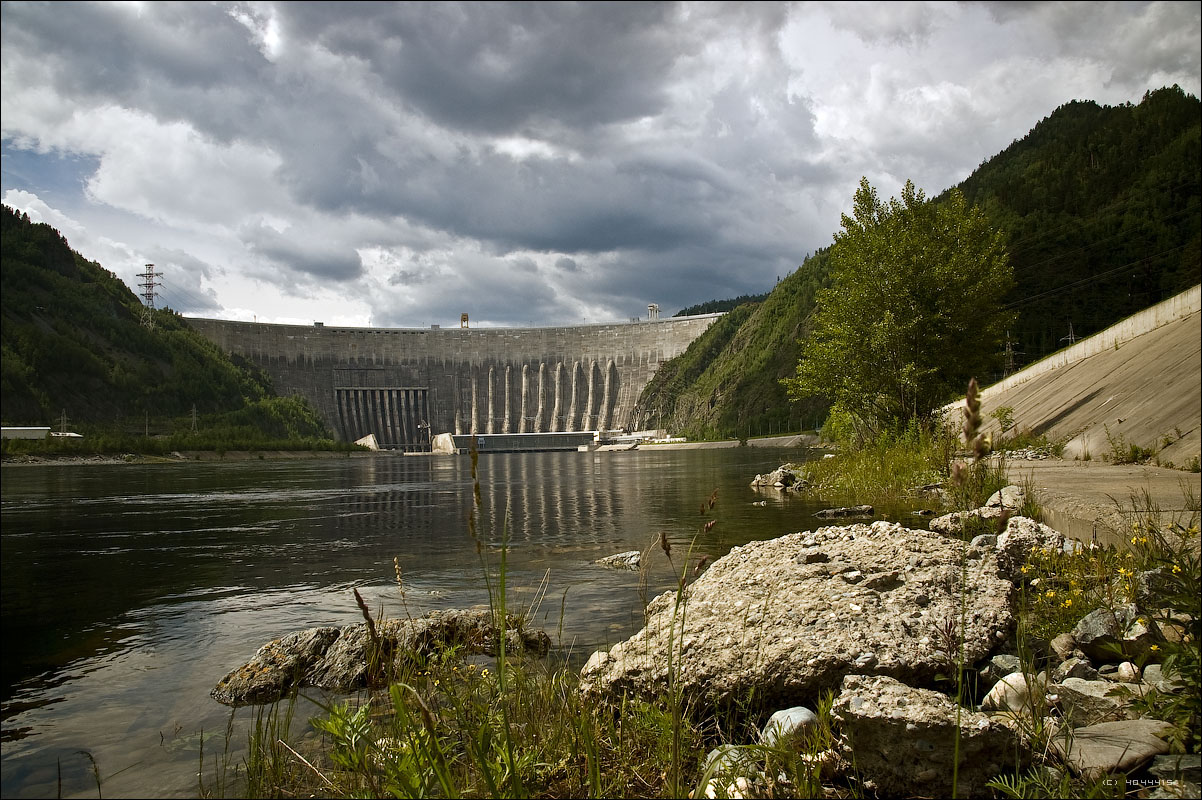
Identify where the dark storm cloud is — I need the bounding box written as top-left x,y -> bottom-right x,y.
282,2 -> 682,134
241,221 -> 363,282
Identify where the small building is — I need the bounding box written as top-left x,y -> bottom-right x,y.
1,427 -> 51,440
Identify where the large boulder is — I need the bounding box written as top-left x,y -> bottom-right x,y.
213,609 -> 550,705
580,521 -> 1015,710
833,674 -> 1028,799
1052,719 -> 1173,781
1072,603 -> 1164,662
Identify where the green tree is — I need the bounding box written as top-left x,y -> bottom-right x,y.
785,178 -> 1013,436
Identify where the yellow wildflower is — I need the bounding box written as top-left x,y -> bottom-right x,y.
1150,644 -> 1160,652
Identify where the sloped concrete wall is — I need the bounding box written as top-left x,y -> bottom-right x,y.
186,316 -> 720,446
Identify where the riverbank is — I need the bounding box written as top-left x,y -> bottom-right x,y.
0,448 -> 379,467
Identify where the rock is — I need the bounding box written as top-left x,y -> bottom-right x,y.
833,674 -> 1027,799
1115,661 -> 1140,683
1142,663 -> 1188,694
1051,657 -> 1098,682
1072,603 -> 1163,662
595,550 -> 642,570
928,507 -> 1008,536
814,505 -> 874,519
700,745 -> 763,798
995,517 -> 1065,580
1148,754 -> 1201,799
969,533 -> 998,548
579,522 -> 1015,710
978,654 -> 1022,687
751,467 -> 797,488
1050,632 -> 1079,661
1052,719 -> 1173,781
760,706 -> 818,747
214,609 -> 550,705
981,671 -> 1047,714
1053,678 -> 1140,726
986,485 -> 1027,511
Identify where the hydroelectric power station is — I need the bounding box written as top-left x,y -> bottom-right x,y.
186,314 -> 720,450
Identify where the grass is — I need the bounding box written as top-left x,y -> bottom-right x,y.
188,391 -> 1197,799
790,423 -> 952,503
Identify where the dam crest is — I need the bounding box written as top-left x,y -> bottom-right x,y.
186,315 -> 721,449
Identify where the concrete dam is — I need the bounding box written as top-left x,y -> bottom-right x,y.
186,315 -> 721,449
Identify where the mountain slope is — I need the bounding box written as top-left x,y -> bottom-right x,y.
641,87 -> 1201,439
0,205 -> 328,441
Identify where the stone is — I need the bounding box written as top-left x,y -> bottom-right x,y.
986,485 -> 1027,511
814,505 -> 874,519
760,706 -> 818,747
595,550 -> 642,570
1142,663 -> 1187,694
981,671 -> 1047,714
995,516 -> 1065,581
1148,754 -> 1201,798
1072,603 -> 1163,662
978,654 -> 1022,687
969,533 -> 998,548
751,467 -> 797,488
1053,678 -> 1140,726
214,609 -> 551,705
833,674 -> 1028,799
579,522 -> 1015,710
1050,632 -> 1079,661
928,506 -> 1007,536
1051,657 -> 1098,683
1052,719 -> 1173,781
1115,661 -> 1140,683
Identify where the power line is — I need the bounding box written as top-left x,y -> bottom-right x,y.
1002,242 -> 1191,310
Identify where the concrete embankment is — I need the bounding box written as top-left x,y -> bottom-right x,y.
640,433 -> 820,450
963,285 -> 1201,546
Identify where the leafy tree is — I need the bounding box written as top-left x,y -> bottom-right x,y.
784,178 -> 1013,436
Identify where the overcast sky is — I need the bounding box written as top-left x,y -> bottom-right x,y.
3,2 -> 1199,328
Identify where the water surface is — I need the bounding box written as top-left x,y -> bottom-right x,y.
1,448 -> 927,798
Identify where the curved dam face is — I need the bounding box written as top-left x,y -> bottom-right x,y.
186,315 -> 721,449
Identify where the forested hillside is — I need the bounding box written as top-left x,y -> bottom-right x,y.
953,85 -> 1200,360
641,86 -> 1201,440
0,205 -> 332,443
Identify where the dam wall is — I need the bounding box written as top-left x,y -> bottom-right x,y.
186,315 -> 721,448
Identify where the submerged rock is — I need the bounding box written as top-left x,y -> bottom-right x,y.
213,609 -> 550,705
814,505 -> 874,519
595,550 -> 642,570
580,521 -> 1015,710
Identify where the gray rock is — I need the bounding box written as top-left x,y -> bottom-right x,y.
928,506 -> 1008,536
1051,657 -> 1098,682
214,609 -> 550,705
833,674 -> 1027,799
995,517 -> 1065,581
1148,754 -> 1201,799
579,522 -> 1015,710
978,654 -> 1022,687
760,706 -> 819,747
1053,678 -> 1140,726
1052,719 -> 1173,781
969,533 -> 998,548
1142,663 -> 1188,694
751,467 -> 798,488
814,505 -> 874,519
986,485 -> 1027,511
595,550 -> 642,570
1050,632 -> 1079,660
1072,603 -> 1163,662
1115,661 -> 1140,682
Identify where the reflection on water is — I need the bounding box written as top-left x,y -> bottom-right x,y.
0,448 -> 927,798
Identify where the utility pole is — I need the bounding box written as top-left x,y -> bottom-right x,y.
138,263 -> 162,330
60,409 -> 68,435
191,404 -> 198,433
1002,330 -> 1024,378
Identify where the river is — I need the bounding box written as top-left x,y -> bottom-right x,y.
1,447 -> 927,798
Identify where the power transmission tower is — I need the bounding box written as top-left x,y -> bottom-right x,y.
60,409 -> 68,434
1060,320 -> 1078,347
138,263 -> 162,330
191,404 -> 198,433
1002,330 -> 1024,378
